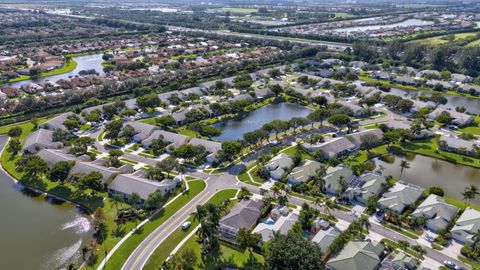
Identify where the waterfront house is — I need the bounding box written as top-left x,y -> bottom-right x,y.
378,182 -> 424,214
219,199 -> 263,242
439,135 -> 479,157
392,76 -> 417,86
23,129 -> 62,154
327,240 -> 384,270
425,79 -> 453,90
417,70 -> 441,78
457,84 -> 480,95
451,207 -> 480,244
427,108 -> 473,126
412,194 -> 459,232
37,148 -> 77,167
264,153 -> 294,180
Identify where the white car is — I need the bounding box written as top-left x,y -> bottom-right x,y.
181,221 -> 192,230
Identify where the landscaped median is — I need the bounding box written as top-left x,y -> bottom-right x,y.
99,180 -> 206,270
143,188 -> 239,269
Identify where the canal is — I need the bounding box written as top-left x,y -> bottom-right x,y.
213,102 -> 313,141
0,136 -> 92,270
372,153 -> 480,204
389,87 -> 480,114
9,54 -> 105,88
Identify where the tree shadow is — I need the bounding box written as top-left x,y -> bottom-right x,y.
111,225 -> 127,238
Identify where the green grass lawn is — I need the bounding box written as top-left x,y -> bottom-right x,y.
143,189 -> 239,269
237,162 -> 261,186
381,239 -> 424,259
458,116 -> 480,135
104,180 -> 206,270
411,32 -> 478,45
179,129 -> 198,138
40,59 -> 78,77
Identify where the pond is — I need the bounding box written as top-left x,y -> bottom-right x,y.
389,87 -> 480,114
332,19 -> 434,33
213,102 -> 313,141
0,136 -> 92,270
372,153 -> 480,204
9,54 -> 105,88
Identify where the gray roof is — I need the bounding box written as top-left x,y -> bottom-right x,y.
346,129 -> 384,147
378,182 -> 424,213
312,226 -> 341,252
37,149 -> 77,167
451,207 -> 480,242
23,129 -> 60,151
412,194 -> 459,231
327,240 -> 384,270
188,138 -> 221,154
143,130 -> 189,148
42,112 -> 77,131
346,172 -> 386,201
230,94 -> 254,102
305,137 -> 356,158
220,199 -> 263,231
252,212 -> 298,242
428,107 -> 473,125
157,90 -> 182,104
288,159 -> 323,184
124,121 -> 157,142
265,153 -> 293,177
440,135 -> 478,151
70,162 -> 121,183
108,171 -> 177,200
324,165 -> 355,194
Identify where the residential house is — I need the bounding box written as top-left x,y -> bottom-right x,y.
450,73 -> 472,84
393,76 -> 417,86
426,79 -> 453,90
439,135 -> 479,157
312,226 -> 342,252
142,130 -> 189,149
41,112 -> 79,131
23,129 -> 62,154
219,199 -> 263,242
337,101 -> 366,117
108,170 -> 179,205
370,71 -> 391,81
264,153 -> 294,180
412,194 -> 459,232
427,108 -> 473,126
346,129 -> 384,148
189,138 -> 222,164
304,137 -> 357,159
327,240 -> 384,270
451,207 -> 480,244
324,165 -> 357,195
311,217 -> 331,233
252,210 -> 298,242
123,121 -> 157,143
378,182 -> 424,214
287,160 -> 323,185
417,70 -> 441,78
70,161 -> 127,183
379,253 -> 420,270
344,172 -> 387,204
37,149 -> 77,167
457,84 -> 480,95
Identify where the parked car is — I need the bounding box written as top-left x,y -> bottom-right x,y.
443,260 -> 460,270
181,221 -> 192,231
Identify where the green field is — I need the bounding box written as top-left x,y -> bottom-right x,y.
411,32 -> 478,45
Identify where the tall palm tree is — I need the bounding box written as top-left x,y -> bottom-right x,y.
462,185 -> 478,207
324,198 -> 334,217
472,229 -> 480,252
399,160 -> 410,179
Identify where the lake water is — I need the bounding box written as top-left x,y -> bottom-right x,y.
372,153 -> 480,204
213,102 -> 313,141
332,19 -> 434,33
0,136 -> 92,270
9,54 -> 105,88
389,87 -> 480,114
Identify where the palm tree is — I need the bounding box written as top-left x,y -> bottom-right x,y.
472,229 -> 480,252
324,198 -> 334,217
398,240 -> 410,252
359,215 -> 371,233
109,194 -> 123,215
399,160 -> 410,179
462,185 -> 478,207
